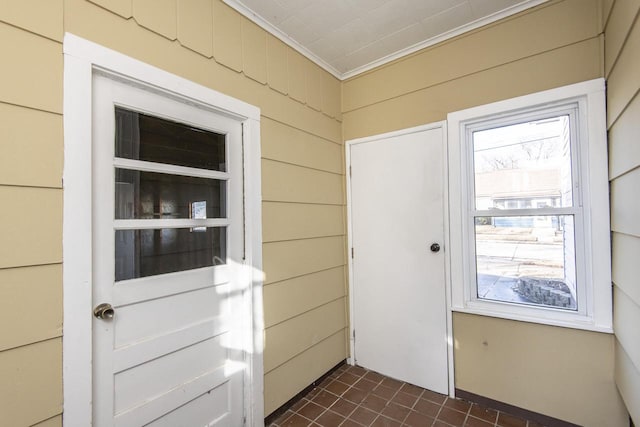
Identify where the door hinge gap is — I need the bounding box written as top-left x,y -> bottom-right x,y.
351,247 -> 354,258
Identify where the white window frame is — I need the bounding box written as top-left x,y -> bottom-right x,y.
62,33 -> 265,426
447,78 -> 612,332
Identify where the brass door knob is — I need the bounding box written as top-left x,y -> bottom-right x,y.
94,303 -> 114,320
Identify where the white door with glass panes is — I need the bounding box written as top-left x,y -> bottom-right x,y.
92,73 -> 244,426
348,124 -> 449,394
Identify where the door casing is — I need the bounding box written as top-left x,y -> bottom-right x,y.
62,33 -> 264,426
345,122 -> 455,397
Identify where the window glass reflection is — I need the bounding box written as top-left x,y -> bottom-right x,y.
115,227 -> 226,281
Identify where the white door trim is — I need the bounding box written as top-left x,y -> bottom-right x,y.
345,122 -> 455,397
63,33 -> 264,426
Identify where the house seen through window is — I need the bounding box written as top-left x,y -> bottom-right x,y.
471,115 -> 577,310
447,79 -> 612,331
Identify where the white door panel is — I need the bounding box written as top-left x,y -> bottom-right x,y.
92,74 -> 244,426
349,125 -> 448,394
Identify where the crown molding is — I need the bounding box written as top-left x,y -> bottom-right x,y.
224,0 -> 549,81
222,0 -> 343,79
341,0 -> 549,79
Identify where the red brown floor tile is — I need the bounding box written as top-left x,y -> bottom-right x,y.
469,404 -> 498,424
330,398 -> 358,417
326,379 -> 351,396
381,402 -> 411,422
413,398 -> 441,418
436,407 -> 467,425
404,409 -> 435,426
391,391 -> 419,408
361,394 -> 389,413
444,397 -> 471,413
316,410 -> 347,426
267,364 -> 551,427
313,390 -> 340,408
349,406 -> 379,425
497,413 -> 527,427
371,415 -> 402,426
465,416 -> 495,427
371,384 -> 397,400
298,401 -> 325,421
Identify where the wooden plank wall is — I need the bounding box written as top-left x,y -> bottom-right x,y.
603,0 -> 640,423
0,1 -> 64,425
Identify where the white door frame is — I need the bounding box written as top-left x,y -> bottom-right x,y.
62,33 -> 264,426
345,122 -> 455,397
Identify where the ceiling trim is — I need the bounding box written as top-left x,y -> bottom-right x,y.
223,0 -> 549,81
222,0 -> 343,79
341,0 -> 549,80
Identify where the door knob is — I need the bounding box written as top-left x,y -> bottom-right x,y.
94,303 -> 114,320
430,243 -> 441,253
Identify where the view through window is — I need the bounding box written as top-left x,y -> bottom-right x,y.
472,115 -> 577,310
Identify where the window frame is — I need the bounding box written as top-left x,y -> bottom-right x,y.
446,79 -> 612,332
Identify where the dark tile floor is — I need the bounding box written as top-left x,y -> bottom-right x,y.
268,364 -> 545,427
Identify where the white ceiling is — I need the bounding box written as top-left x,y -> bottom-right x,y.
223,0 -> 547,79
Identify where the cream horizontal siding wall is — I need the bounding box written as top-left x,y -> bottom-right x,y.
343,0 -> 605,140
0,0 -> 347,423
341,1 -> 627,425
0,1 -> 64,426
604,0 -> 640,423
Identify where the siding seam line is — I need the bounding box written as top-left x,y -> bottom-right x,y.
262,158 -> 345,176
610,225 -> 640,239
0,262 -> 62,272
0,183 -> 63,190
0,335 -> 61,354
263,264 -> 347,287
613,283 -> 640,311
262,201 -> 344,208
261,116 -> 343,146
261,199 -> 345,207
615,336 -> 640,379
606,86 -> 640,131
261,157 -> 344,176
263,233 -> 346,244
0,99 -> 63,117
614,325 -> 640,375
609,160 -> 640,182
264,295 -> 347,330
0,19 -> 62,44
264,327 -> 347,375
604,7 -> 640,79
0,330 -> 63,354
611,229 -> 640,240
601,0 -> 615,33
342,36 -> 601,114
0,100 -> 63,116
29,413 -> 62,427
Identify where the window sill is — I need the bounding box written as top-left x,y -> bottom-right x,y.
451,303 -> 613,334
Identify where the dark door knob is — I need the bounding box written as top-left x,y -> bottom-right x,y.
430,243 -> 441,253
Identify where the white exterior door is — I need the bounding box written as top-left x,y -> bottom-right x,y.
91,73 -> 245,426
348,124 -> 449,394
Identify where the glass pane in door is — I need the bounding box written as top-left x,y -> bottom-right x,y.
115,227 -> 226,281
115,107 -> 227,171
115,169 -> 226,219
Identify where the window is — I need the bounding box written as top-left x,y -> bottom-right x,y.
113,107 -> 228,281
447,79 -> 612,332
